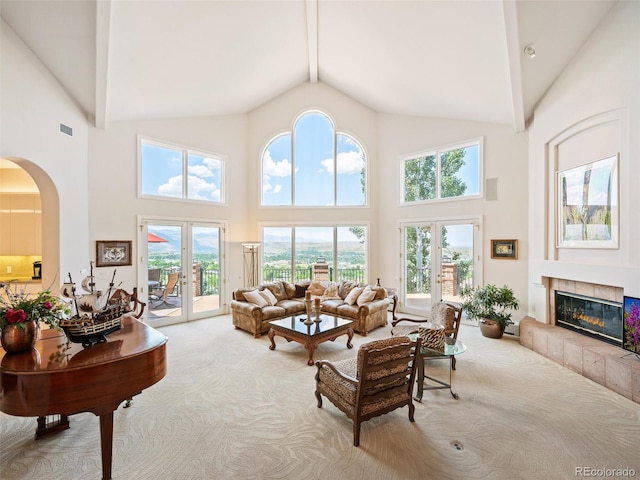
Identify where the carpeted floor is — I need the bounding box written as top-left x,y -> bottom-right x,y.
1,314 -> 640,480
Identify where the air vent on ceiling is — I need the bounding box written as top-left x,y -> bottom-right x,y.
59,123 -> 73,136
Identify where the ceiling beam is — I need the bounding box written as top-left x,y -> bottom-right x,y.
306,0 -> 318,83
94,0 -> 111,128
502,0 -> 525,133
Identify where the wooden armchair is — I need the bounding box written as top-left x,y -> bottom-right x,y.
315,335 -> 422,446
391,301 -> 462,369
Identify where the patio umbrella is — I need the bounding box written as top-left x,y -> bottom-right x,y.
148,232 -> 168,243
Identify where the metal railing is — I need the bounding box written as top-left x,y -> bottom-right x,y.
262,267 -> 366,284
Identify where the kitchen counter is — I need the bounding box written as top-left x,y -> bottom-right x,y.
0,277 -> 42,284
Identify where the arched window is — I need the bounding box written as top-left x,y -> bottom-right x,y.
261,111 -> 366,206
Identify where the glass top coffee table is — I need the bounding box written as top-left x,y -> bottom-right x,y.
268,315 -> 354,366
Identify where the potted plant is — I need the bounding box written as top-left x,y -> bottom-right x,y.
460,284 -> 519,338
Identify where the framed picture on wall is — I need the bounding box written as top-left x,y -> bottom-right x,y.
557,154 -> 619,249
96,240 -> 132,267
491,239 -> 518,259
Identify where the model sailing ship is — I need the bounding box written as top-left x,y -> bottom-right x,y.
60,262 -> 132,347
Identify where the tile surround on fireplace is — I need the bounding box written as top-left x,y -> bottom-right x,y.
519,278 -> 639,404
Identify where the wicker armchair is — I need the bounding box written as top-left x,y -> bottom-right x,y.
390,301 -> 462,369
314,335 -> 422,446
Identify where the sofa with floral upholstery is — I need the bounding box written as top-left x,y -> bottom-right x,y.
230,280 -> 390,338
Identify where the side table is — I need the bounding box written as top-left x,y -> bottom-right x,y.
409,335 -> 466,401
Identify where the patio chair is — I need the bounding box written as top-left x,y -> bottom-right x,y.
315,335 -> 421,446
151,272 -> 179,308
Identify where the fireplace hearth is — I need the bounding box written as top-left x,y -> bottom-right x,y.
555,291 -> 622,346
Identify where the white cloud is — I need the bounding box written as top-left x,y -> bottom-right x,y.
157,174 -> 221,201
263,150 -> 292,177
157,175 -> 183,196
262,174 -> 282,194
188,175 -> 221,201
188,164 -> 214,178
321,150 -> 364,175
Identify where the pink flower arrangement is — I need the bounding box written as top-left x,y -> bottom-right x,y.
0,283 -> 70,330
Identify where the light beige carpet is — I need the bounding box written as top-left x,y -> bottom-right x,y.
2,314 -> 640,480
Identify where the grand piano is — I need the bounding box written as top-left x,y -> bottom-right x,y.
0,316 -> 168,480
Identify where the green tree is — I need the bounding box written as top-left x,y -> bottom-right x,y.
404,149 -> 468,293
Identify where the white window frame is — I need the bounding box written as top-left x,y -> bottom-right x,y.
138,135 -> 226,204
400,137 -> 483,205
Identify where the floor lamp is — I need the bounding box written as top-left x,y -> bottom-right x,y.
242,243 -> 261,287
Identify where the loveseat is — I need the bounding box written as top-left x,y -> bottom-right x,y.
230,280 -> 390,338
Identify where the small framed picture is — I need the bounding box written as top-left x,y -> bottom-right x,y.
491,239 -> 518,259
96,240 -> 132,267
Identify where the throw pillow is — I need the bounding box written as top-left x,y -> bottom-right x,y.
356,289 -> 376,306
338,280 -> 356,299
260,288 -> 278,306
322,283 -> 342,300
295,281 -> 310,298
345,286 -> 364,306
283,281 -> 296,299
308,281 -> 326,296
244,290 -> 268,307
432,302 -> 456,330
266,281 -> 287,302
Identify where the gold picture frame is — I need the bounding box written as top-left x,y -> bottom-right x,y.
96,240 -> 132,267
491,239 -> 518,259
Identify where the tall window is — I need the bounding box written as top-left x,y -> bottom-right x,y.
402,138 -> 481,203
261,111 -> 366,206
140,137 -> 224,203
262,225 -> 367,284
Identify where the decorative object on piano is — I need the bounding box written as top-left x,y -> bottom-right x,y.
0,283 -> 70,354
59,262 -> 139,347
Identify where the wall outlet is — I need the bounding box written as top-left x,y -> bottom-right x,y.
6,266 -> 11,273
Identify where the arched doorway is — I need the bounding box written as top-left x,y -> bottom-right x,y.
0,157 -> 60,293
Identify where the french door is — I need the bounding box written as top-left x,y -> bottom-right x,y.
401,219 -> 479,316
139,218 -> 225,326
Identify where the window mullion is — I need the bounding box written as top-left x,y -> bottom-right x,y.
183,149 -> 189,199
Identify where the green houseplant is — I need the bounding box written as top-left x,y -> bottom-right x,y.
460,284 -> 519,338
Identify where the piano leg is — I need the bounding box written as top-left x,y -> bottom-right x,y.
99,412 -> 114,480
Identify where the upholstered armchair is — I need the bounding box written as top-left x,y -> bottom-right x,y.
314,335 -> 422,446
390,301 -> 462,369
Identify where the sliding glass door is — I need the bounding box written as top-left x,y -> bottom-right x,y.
140,218 -> 224,326
402,219 -> 478,315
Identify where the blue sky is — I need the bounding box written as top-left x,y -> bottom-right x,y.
262,113 -> 365,206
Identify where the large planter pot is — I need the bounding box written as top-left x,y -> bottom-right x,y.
479,318 -> 505,339
1,320 -> 41,354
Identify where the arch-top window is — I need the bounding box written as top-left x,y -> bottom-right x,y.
261,111 -> 367,206
140,137 -> 224,203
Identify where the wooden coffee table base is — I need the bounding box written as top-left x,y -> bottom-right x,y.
268,323 -> 354,366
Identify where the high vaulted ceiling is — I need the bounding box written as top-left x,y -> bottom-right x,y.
0,0 -> 617,132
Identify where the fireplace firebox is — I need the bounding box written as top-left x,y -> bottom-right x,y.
555,291 -> 622,346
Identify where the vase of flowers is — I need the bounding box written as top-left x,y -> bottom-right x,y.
0,283 -> 69,354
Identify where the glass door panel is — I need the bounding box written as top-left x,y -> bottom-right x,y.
191,225 -> 222,317
403,225 -> 432,311
147,224 -> 184,324
438,223 -> 474,305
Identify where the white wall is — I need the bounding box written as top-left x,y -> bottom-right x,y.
0,19 -> 90,290
377,115 -> 529,315
528,0 -> 640,321
88,115 -> 248,305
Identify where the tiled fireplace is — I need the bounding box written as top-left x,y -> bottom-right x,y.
520,278 -> 640,404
